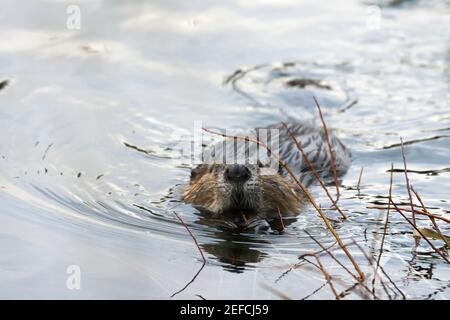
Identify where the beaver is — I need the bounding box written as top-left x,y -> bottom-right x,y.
182,122 -> 351,228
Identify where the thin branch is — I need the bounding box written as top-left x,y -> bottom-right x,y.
337,282 -> 360,299
313,96 -> 340,200
171,211 -> 207,297
366,205 -> 450,223
305,231 -> 378,299
277,207 -> 286,232
411,185 -> 449,248
351,240 -> 404,299
275,240 -> 338,284
300,253 -> 340,299
389,200 -> 450,263
373,163 -> 393,295
282,122 -> 348,219
338,98 -> 358,113
300,282 -> 327,300
400,137 -> 416,226
357,166 -> 364,193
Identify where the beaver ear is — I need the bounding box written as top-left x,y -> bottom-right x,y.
190,164 -> 208,181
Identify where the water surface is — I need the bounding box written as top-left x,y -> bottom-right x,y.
0,0 -> 449,299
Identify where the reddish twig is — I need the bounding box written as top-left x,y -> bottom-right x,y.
282,122 -> 348,220
171,211 -> 207,297
313,96 -> 340,200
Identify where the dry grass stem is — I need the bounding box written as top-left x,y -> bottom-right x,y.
357,166 -> 364,193
313,96 -> 340,200
372,163 -> 393,295
400,138 -> 416,227
282,121 -> 348,219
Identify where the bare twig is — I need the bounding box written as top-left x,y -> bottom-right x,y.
373,163 -> 393,295
411,185 -> 449,248
338,239 -> 410,299
337,282 -> 360,299
351,240 -> 404,299
305,231 -> 378,299
203,127 -> 365,281
357,166 -> 364,193
282,122 -> 348,220
389,200 -> 450,263
171,211 -> 207,297
400,138 -> 416,227
367,205 -> 450,223
338,99 -> 358,113
300,253 -> 340,299
313,96 -> 340,200
277,207 -> 286,232
300,282 -> 327,300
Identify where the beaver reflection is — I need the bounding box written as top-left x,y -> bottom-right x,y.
201,234 -> 266,273
195,210 -> 295,273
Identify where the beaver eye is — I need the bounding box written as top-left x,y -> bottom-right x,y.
190,164 -> 206,180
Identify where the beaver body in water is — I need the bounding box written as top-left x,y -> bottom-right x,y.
182,122 -> 350,228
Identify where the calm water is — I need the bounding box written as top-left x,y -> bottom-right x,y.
0,0 -> 449,299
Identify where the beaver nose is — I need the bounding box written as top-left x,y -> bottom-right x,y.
225,164 -> 251,182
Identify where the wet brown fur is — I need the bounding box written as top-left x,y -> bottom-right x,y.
182,164 -> 305,218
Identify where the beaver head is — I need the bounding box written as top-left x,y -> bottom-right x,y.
182,163 -> 304,219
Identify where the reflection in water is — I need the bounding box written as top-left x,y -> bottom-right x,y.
202,235 -> 266,274
195,210 -> 299,272
195,210 -> 267,273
